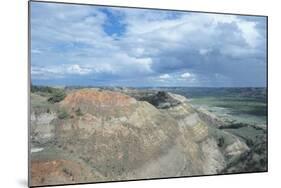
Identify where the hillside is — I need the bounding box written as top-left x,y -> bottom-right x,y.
30,88 -> 267,186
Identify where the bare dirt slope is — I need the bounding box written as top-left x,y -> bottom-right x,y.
30,89 -> 258,186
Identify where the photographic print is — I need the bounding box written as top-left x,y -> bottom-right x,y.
29,1 -> 268,187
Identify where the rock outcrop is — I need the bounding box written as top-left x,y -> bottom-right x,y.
30,89 -> 258,186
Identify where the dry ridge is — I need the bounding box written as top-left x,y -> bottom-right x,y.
30,89 -> 252,186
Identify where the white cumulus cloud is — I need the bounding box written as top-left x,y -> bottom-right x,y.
66,64 -> 92,75
181,72 -> 192,79
159,74 -> 171,79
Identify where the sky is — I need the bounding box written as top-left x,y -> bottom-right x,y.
30,2 -> 267,87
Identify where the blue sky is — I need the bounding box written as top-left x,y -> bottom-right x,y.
30,2 -> 267,87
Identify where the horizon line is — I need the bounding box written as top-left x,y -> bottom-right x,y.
31,84 -> 267,89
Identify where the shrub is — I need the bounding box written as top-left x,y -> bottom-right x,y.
31,85 -> 66,103
75,108 -> 83,116
62,168 -> 73,177
218,137 -> 224,147
48,91 -> 66,103
246,139 -> 254,146
58,109 -> 69,119
31,85 -> 59,93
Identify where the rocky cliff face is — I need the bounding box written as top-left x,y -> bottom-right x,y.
30,89 -> 262,186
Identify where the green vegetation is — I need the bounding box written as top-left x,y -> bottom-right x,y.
218,137 -> 224,147
31,93 -> 57,114
48,91 -> 66,103
75,108 -> 83,116
31,85 -> 62,94
31,85 -> 66,103
58,109 -> 69,119
62,168 -> 73,177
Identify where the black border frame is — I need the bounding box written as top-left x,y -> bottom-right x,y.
28,0 -> 268,187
